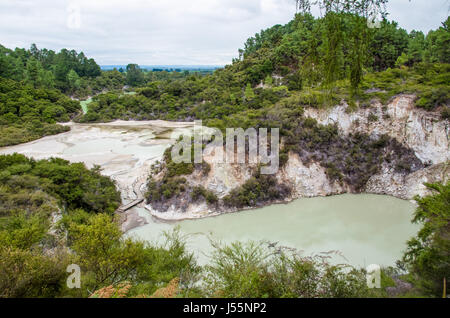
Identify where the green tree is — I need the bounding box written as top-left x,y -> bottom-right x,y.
297,0 -> 390,91
0,247 -> 70,298
400,182 -> 450,297
69,214 -> 145,292
406,30 -> 426,65
25,57 -> 40,86
370,20 -> 408,70
67,69 -> 81,93
264,74 -> 273,86
126,64 -> 145,86
244,83 -> 255,101
38,68 -> 55,88
425,17 -> 450,64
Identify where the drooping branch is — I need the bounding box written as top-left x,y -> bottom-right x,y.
295,0 -> 390,93
295,0 -> 388,19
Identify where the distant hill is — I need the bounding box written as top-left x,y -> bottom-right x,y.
100,65 -> 223,72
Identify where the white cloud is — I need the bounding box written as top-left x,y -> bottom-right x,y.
0,0 -> 447,65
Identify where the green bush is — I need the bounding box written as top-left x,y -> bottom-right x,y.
190,186 -> 218,205
368,113 -> 379,122
223,172 -> 290,208
399,182 -> 450,297
146,176 -> 187,202
204,241 -> 372,298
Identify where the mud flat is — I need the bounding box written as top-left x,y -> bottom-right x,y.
0,120 -> 194,230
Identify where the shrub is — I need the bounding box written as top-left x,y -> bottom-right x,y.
441,106 -> 450,120
415,86 -> 450,110
223,172 -> 290,208
368,113 -> 379,122
399,183 -> 450,297
203,241 -> 372,298
146,177 -> 187,202
0,247 -> 71,298
190,186 -> 218,205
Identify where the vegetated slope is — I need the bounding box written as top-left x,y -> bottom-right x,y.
0,42 -> 221,146
0,45 -> 128,146
0,44 -> 103,96
0,153 -> 200,298
133,14 -> 449,212
0,78 -> 81,146
77,14 -> 449,123
0,43 -> 214,100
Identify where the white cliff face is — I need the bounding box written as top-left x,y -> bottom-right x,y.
147,95 -> 449,219
304,95 -> 449,165
191,146 -> 255,198
145,145 -> 256,219
365,162 -> 449,199
276,153 -> 348,198
300,94 -> 449,201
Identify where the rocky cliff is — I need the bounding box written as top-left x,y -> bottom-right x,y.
303,95 -> 449,199
304,95 -> 448,164
146,95 -> 449,220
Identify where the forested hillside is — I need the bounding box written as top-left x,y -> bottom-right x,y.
0,78 -> 80,146
0,45 -> 116,146
2,14 -> 448,146
0,44 -> 212,98
0,43 -> 222,146
77,14 -> 449,124
0,44 -> 102,93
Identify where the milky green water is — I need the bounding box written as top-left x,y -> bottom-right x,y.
126,194 -> 419,268
80,98 -> 92,114
80,92 -> 136,114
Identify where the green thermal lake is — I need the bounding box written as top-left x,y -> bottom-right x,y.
126,194 -> 418,267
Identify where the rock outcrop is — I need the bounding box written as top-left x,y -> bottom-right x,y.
304,95 -> 449,164
120,209 -> 148,232
303,95 -> 449,199
146,95 -> 449,220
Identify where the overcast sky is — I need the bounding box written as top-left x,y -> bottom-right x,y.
0,0 -> 448,65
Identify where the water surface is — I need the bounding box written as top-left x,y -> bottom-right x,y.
127,194 -> 418,268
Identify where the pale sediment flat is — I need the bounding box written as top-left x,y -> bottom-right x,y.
0,120 -> 193,203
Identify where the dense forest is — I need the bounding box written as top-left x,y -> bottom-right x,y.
0,44 -> 213,98
0,45 -> 210,146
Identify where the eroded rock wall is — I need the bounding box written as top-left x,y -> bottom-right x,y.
145,95 -> 449,219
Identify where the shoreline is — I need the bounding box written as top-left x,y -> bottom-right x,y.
0,119 -> 437,231
141,192 -> 418,224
